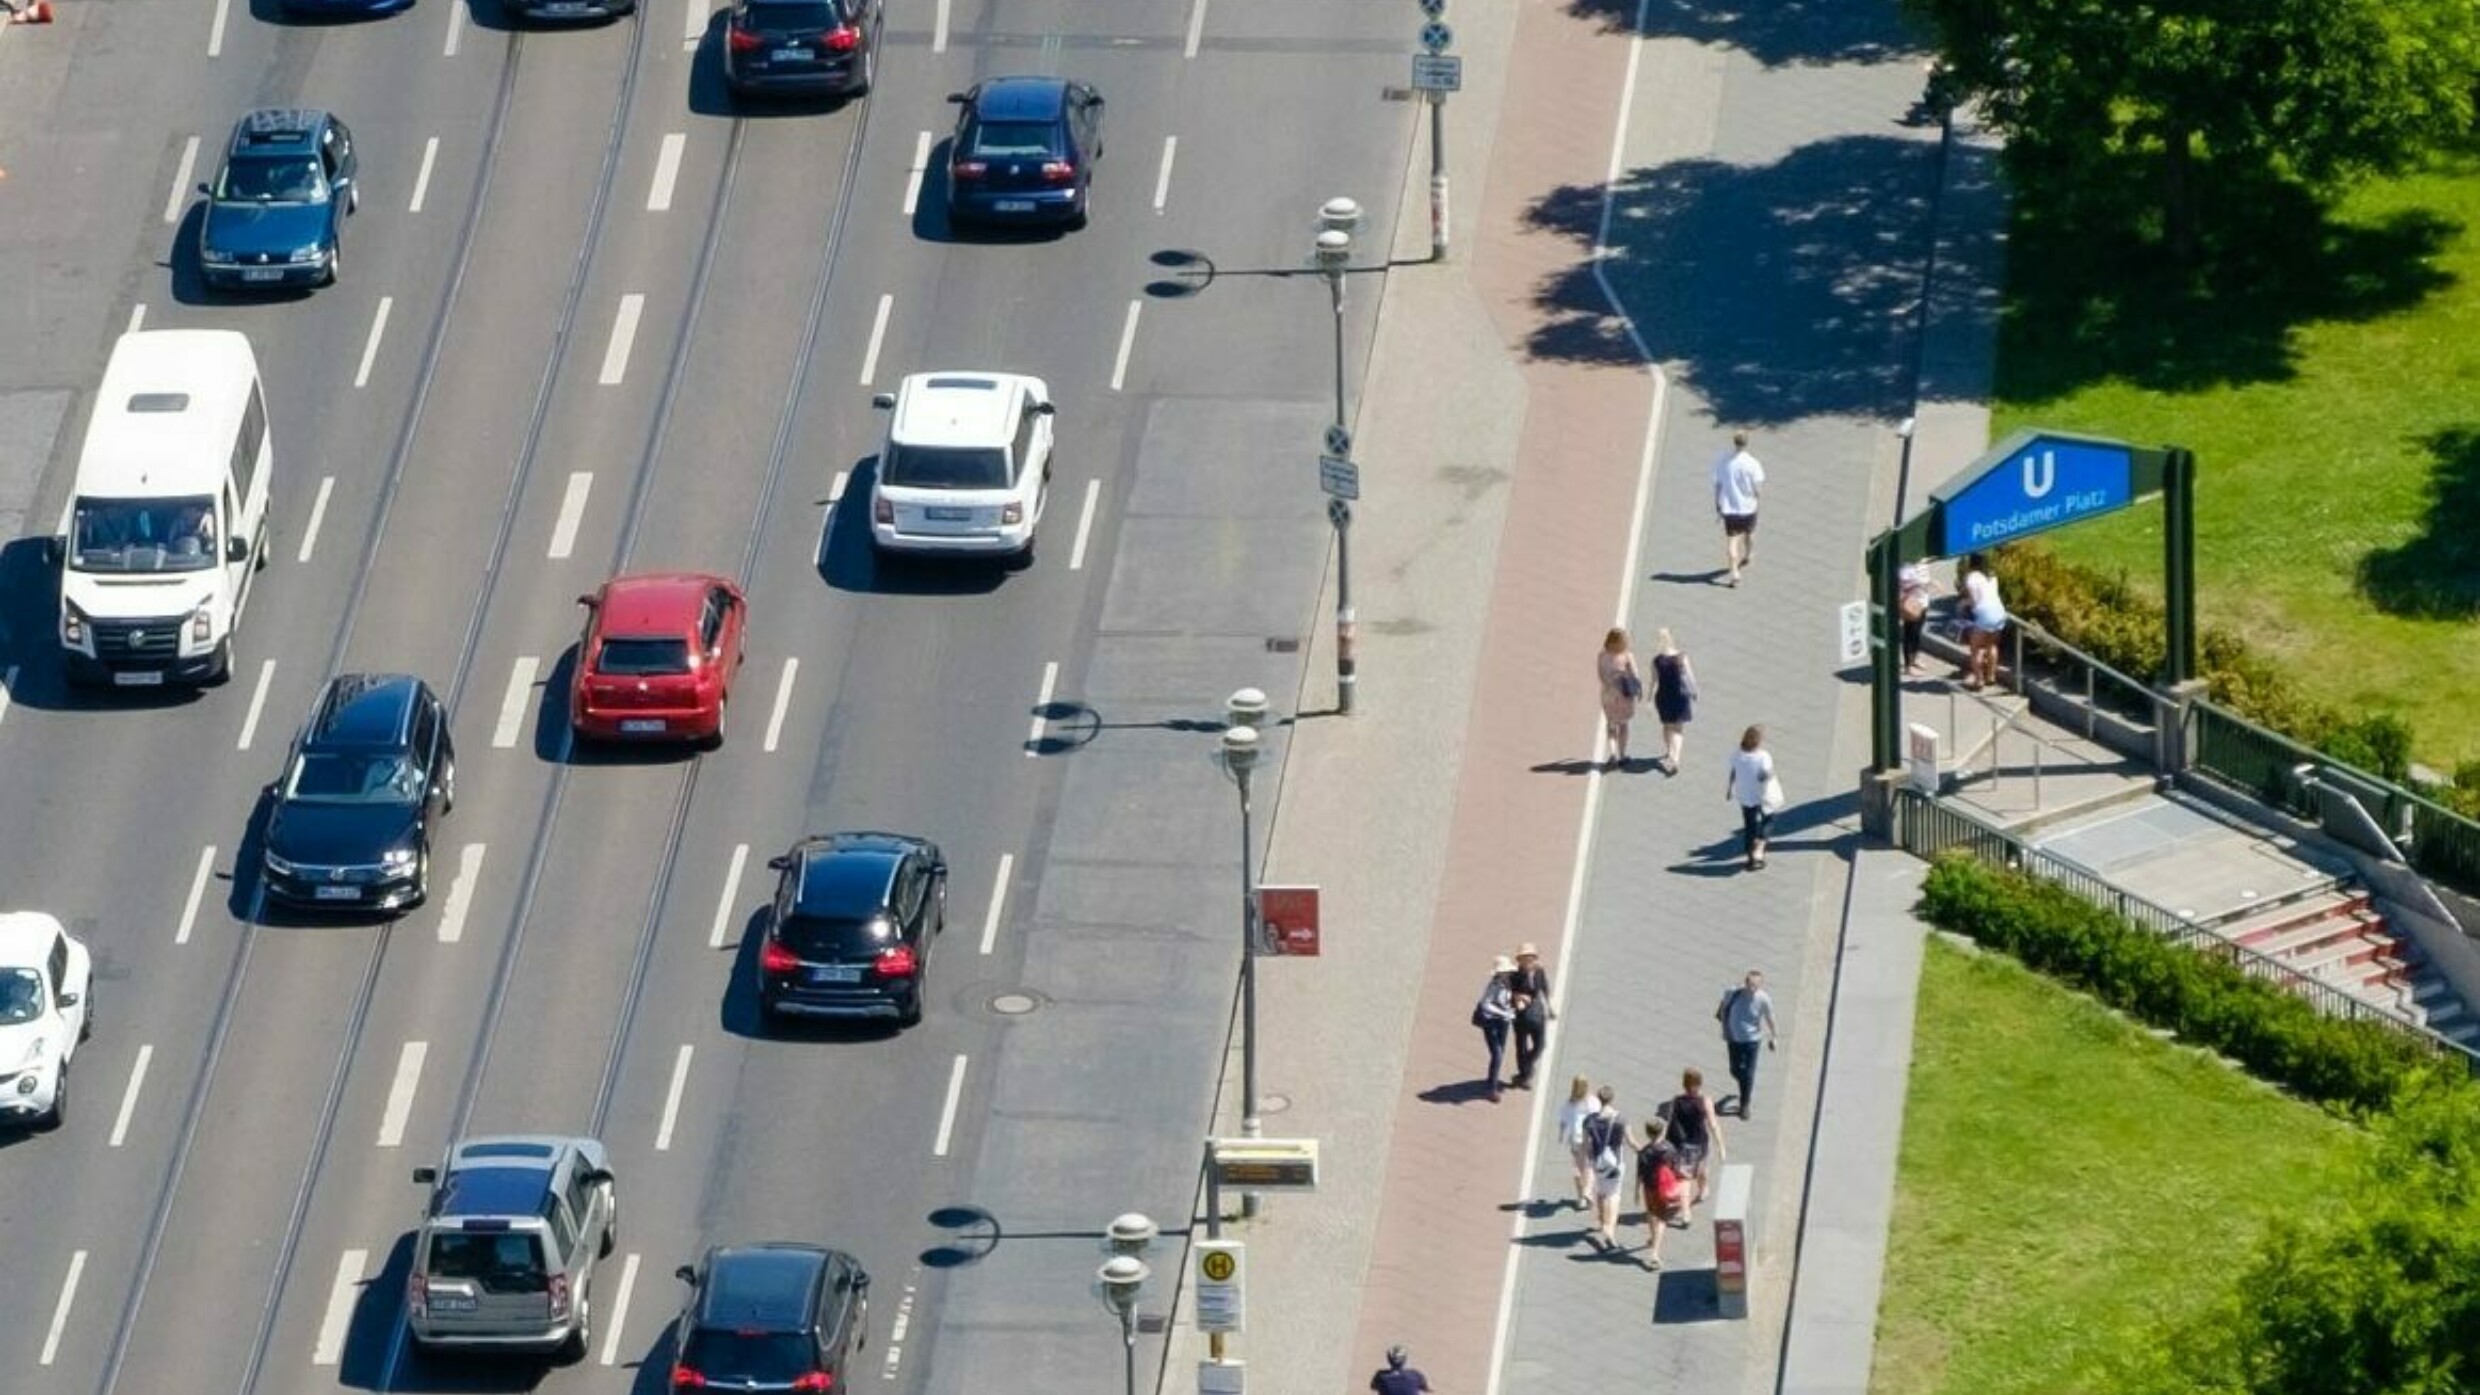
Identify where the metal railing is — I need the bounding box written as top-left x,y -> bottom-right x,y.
1891,788 -> 2480,1066
2005,616 -> 2168,741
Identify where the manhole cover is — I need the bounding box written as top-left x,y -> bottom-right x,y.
991,993 -> 1040,1016
1259,1092 -> 1292,1115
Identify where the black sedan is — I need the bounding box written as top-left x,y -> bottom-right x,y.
945,77 -> 1104,230
260,674 -> 455,914
723,0 -> 882,99
757,833 -> 944,1029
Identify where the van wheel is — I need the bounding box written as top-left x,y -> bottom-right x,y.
210,640 -> 235,686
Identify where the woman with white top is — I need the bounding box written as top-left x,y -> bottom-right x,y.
1960,552 -> 2008,690
1725,724 -> 1781,871
1556,1075 -> 1599,1208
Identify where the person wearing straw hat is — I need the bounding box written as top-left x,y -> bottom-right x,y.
1507,942 -> 1557,1090
1471,955 -> 1519,1101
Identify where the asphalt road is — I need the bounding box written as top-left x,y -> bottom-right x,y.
0,0 -> 1413,1391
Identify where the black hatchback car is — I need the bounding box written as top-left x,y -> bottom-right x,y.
723,0 -> 882,100
670,1244 -> 868,1393
261,674 -> 456,913
757,833 -> 944,1029
945,77 -> 1104,229
197,109 -> 358,292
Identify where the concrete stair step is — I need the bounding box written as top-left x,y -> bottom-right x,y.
2223,890 -> 2374,948
2246,909 -> 2387,966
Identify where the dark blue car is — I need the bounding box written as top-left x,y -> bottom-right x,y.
197,110 -> 358,293
279,0 -> 413,16
945,77 -> 1104,231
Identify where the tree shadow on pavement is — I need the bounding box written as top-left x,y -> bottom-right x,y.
2357,427 -> 2480,619
1563,0 -> 1921,69
1519,135 -> 1945,428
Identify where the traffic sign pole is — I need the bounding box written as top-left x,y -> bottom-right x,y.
1417,5 -> 1453,261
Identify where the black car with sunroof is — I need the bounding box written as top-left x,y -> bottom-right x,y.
260,673 -> 455,913
756,832 -> 944,1029
670,1243 -> 869,1393
944,76 -> 1105,229
722,0 -> 883,100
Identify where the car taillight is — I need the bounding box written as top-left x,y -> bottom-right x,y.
672,1368 -> 708,1390
821,24 -> 857,50
792,1374 -> 835,1393
1040,160 -> 1076,183
873,495 -> 894,524
952,159 -> 988,181
726,26 -> 762,52
761,939 -> 801,975
548,1273 -> 572,1319
407,1273 -> 428,1317
876,944 -> 919,978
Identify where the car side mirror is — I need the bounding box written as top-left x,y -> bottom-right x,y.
675,1264 -> 698,1285
412,1166 -> 438,1185
226,536 -> 250,563
1088,95 -> 1105,107
57,991 -> 79,1009
767,855 -> 792,871
871,392 -> 896,410
854,1272 -> 872,1291
945,92 -> 968,104
1033,402 -> 1056,417
576,594 -> 598,608
931,861 -> 948,878
197,182 -> 213,197
583,1168 -> 615,1187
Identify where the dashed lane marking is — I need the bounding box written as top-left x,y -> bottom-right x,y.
492,657 -> 539,749
375,1041 -> 426,1147
298,476 -> 335,563
709,844 -> 748,949
175,845 -> 216,946
979,853 -> 1012,955
109,1045 -> 153,1148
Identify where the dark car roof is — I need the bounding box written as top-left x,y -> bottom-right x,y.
970,77 -> 1070,121
231,108 -> 327,151
695,1245 -> 833,1331
595,571 -> 724,636
306,674 -> 424,751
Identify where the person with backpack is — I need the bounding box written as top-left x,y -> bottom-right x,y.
1581,1084 -> 1629,1249
1664,1069 -> 1726,1207
1471,956 -> 1518,1102
1636,1122 -> 1690,1267
1714,969 -> 1779,1121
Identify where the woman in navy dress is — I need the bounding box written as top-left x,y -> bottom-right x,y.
1650,628 -> 1697,775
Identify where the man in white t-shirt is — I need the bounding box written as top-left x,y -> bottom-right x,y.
1712,430 -> 1765,587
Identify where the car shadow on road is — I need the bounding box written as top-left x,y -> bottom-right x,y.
816,459 -> 1010,598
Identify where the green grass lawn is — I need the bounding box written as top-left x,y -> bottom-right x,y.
1868,939 -> 2366,1395
1991,160 -> 2480,768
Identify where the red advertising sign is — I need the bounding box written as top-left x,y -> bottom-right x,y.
1713,1218 -> 1747,1296
1254,885 -> 1321,957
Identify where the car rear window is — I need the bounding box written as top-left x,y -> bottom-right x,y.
744,0 -> 836,29
882,443 -> 1011,490
596,637 -> 693,676
683,1328 -> 815,1382
779,914 -> 898,960
966,120 -> 1059,159
426,1233 -> 548,1293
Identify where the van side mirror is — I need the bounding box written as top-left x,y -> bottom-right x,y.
1033,401 -> 1056,417
871,392 -> 896,410
412,1166 -> 438,1185
226,536 -> 250,564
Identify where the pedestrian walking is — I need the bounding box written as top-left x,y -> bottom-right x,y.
1664,1069 -> 1726,1207
1725,725 -> 1784,871
1715,969 -> 1779,1120
1471,955 -> 1518,1101
1650,628 -> 1698,775
1556,1074 -> 1598,1208
1898,562 -> 1941,676
1712,430 -> 1765,586
1370,1346 -> 1432,1395
1597,627 -> 1644,767
1636,1122 -> 1690,1266
1508,942 -> 1556,1089
1582,1085 -> 1629,1248
1961,552 -> 2008,690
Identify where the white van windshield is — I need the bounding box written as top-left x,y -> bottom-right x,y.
72,496 -> 220,573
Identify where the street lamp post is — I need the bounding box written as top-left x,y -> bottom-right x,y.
1220,689 -> 1267,1143
1097,1253 -> 1150,1395
1315,198 -> 1361,715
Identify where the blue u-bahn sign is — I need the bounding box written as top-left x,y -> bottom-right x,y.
1933,432 -> 2139,556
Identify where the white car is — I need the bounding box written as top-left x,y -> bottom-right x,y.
868,370 -> 1055,561
0,912 -> 92,1133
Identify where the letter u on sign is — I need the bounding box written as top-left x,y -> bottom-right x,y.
2020,449 -> 2055,500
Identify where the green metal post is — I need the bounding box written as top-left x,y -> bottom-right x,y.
2162,447 -> 2197,684
1870,531 -> 1904,771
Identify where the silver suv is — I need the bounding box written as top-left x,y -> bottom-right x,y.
406,1135 -> 617,1361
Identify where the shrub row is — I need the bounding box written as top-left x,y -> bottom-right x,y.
1916,855 -> 2439,1114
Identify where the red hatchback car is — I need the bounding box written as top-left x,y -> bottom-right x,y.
570,572 -> 747,748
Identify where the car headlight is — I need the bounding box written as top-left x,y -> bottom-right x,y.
289,245 -> 330,265
13,1074 -> 34,1096
382,847 -> 419,873
263,852 -> 298,877
200,244 -> 238,266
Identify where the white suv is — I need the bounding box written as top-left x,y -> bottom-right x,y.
868,371 -> 1055,562
0,912 -> 93,1134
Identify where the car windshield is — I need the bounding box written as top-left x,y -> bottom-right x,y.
0,967 -> 42,1025
966,118 -> 1059,159
596,637 -> 694,676
745,0 -> 836,28
426,1233 -> 548,1293
882,442 -> 1011,490
71,495 -> 220,573
286,751 -> 423,804
217,153 -> 327,204
682,1328 -> 814,1382
779,913 -> 897,960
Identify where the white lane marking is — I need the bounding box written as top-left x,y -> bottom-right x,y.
1152,135 -> 1177,212
109,1045 -> 154,1148
655,1045 -> 692,1151
932,1055 -> 967,1157
235,659 -> 277,750
443,0 -> 465,56
548,472 -> 594,560
375,1041 -> 427,1147
978,853 -> 1013,955
1068,478 -> 1100,571
493,656 -> 539,749
599,294 -> 645,386
127,304 -> 147,335
648,133 -> 687,212
207,0 -> 230,56
902,130 -> 932,215
1485,8 -> 1669,1394
0,665 -> 16,728
931,0 -> 948,52
708,844 -> 749,949
682,0 -> 705,42
437,844 -> 486,945
353,296 -> 394,389
598,1254 -> 641,1366
176,845 -> 216,946
1183,0 -> 1207,58
164,137 -> 200,224
762,657 -> 798,753
40,1251 -> 86,1366
1025,660 -> 1058,757
858,294 -> 892,386
409,137 -> 439,213
313,1250 -> 367,1365
298,476 -> 335,564
1109,299 -> 1140,392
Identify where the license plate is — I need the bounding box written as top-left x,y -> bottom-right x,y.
427,1295 -> 477,1312
993,200 -> 1035,213
112,670 -> 165,687
771,46 -> 806,61
314,885 -> 361,902
241,268 -> 285,282
540,1 -> 585,11
619,718 -> 667,734
809,965 -> 862,984
925,507 -> 973,522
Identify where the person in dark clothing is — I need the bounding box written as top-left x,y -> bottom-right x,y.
1507,942 -> 1556,1089
1473,956 -> 1518,1102
1371,1345 -> 1432,1394
1664,1068 -> 1726,1207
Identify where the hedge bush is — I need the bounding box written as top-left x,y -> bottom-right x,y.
1917,856 -> 2439,1114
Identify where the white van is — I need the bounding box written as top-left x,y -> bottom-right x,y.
53,329 -> 273,688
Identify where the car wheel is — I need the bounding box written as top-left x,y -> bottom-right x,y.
557,1299 -> 589,1364
37,1065 -> 66,1132
347,184 -> 360,216
323,243 -> 341,288
701,703 -> 726,753
79,987 -> 93,1042
407,848 -> 432,911
600,1188 -> 619,1258
851,40 -> 876,96
254,522 -> 271,571
898,990 -> 923,1029
757,997 -> 783,1034
439,761 -> 456,815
